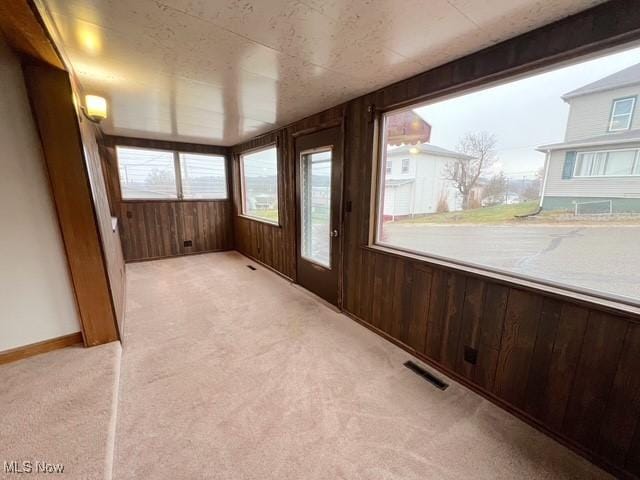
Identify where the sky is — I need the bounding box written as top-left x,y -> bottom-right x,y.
413,44 -> 640,180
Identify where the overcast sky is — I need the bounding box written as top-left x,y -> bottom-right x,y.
414,44 -> 640,179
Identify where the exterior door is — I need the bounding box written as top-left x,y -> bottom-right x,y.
295,127 -> 343,307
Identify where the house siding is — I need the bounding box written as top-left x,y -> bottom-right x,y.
565,85 -> 640,141
543,144 -> 640,201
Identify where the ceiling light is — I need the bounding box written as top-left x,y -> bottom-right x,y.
83,95 -> 108,123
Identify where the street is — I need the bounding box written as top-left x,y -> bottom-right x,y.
382,223 -> 640,302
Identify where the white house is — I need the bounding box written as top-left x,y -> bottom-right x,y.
538,63 -> 640,213
382,143 -> 470,219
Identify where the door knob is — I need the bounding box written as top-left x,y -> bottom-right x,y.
330,229 -> 339,238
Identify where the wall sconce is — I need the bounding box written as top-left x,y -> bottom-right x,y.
82,95 -> 108,123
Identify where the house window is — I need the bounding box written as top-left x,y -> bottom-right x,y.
386,160 -> 392,174
574,149 -> 639,177
609,97 -> 635,131
374,43 -> 640,306
179,153 -> 227,199
240,145 -> 279,224
116,146 -> 227,200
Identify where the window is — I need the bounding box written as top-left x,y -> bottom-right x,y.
240,145 -> 279,224
116,146 -> 228,200
386,160 -> 393,175
374,44 -> 640,305
574,149 -> 639,177
179,153 -> 227,199
117,147 -> 177,199
609,97 -> 635,131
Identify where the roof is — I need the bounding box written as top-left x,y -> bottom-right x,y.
562,63 -> 640,100
537,129 -> 640,151
387,142 -> 473,160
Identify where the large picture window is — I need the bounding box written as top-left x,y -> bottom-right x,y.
240,145 -> 279,224
116,146 -> 227,200
375,44 -> 640,305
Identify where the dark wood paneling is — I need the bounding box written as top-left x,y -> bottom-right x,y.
99,135 -> 233,262
23,62 -> 120,347
563,312 -> 628,450
228,3 -> 640,478
118,201 -> 232,262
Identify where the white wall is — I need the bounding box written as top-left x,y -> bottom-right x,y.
0,35 -> 81,351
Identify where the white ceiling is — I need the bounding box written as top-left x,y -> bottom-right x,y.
38,0 -> 604,146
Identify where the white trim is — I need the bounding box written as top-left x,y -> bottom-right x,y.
539,150 -> 551,207
608,97 -> 636,132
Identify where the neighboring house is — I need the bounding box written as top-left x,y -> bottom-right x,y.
538,63 -> 640,213
383,143 -> 470,219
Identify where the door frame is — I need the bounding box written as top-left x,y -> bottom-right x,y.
293,124 -> 345,308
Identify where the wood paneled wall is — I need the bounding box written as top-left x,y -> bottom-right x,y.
230,2 -> 640,478
100,136 -> 234,262
231,107 -> 345,279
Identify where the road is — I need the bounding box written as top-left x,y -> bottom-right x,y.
382,223 -> 640,303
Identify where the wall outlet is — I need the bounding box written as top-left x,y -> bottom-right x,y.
183,240 -> 193,247
464,346 -> 478,365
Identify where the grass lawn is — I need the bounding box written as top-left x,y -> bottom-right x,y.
397,201 -> 540,224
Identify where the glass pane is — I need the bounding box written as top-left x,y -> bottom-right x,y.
116,146 -> 177,199
610,115 -> 631,130
605,150 -> 636,175
613,98 -> 634,115
241,147 -> 278,223
179,153 -> 227,199
300,149 -> 332,268
376,43 -> 640,304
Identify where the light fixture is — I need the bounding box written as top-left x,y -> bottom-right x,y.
82,94 -> 107,123
409,146 -> 419,154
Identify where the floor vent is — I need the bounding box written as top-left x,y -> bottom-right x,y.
404,361 -> 448,390
247,265 -> 257,271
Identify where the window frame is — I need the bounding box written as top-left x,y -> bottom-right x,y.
573,147 -> 640,177
115,145 -> 229,202
401,158 -> 410,174
608,96 -> 636,132
238,143 -> 280,226
371,69 -> 640,311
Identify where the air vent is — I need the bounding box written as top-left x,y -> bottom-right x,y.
403,361 -> 448,390
247,265 -> 257,271
183,240 -> 193,247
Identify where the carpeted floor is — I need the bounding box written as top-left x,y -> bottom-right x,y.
0,341 -> 121,479
112,251 -> 611,480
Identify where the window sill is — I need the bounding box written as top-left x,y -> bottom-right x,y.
121,198 -> 229,203
237,214 -> 281,228
364,243 -> 640,319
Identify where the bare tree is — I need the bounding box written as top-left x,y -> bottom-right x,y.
444,132 -> 497,209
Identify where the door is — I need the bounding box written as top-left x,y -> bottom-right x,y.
295,127 -> 343,307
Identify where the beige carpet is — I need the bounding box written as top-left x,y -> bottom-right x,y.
113,251 -> 611,480
0,341 -> 121,479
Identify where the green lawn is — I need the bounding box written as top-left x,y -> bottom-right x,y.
397,201 -> 540,224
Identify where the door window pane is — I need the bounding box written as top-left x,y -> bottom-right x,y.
300,149 -> 332,268
179,153 -> 227,199
117,146 -> 177,199
240,146 -> 279,223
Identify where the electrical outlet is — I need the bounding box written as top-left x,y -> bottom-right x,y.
464,346 -> 478,365
183,240 -> 193,247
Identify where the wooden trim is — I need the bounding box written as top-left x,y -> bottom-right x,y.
23,62 -> 120,346
105,134 -> 229,156
342,310 -> 632,479
0,0 -> 64,69
0,333 -> 83,366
